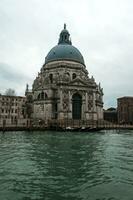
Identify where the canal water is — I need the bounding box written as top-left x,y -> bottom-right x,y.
0,130 -> 133,200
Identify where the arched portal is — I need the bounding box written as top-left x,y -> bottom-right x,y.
72,93 -> 82,119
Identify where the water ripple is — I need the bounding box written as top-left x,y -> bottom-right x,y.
0,130 -> 133,200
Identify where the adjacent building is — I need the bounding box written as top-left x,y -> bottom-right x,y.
0,95 -> 26,127
117,97 -> 133,124
104,107 -> 117,123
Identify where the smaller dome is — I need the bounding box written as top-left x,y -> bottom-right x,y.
60,28 -> 69,35
58,24 -> 71,45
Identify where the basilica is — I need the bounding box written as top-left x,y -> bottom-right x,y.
26,24 -> 103,127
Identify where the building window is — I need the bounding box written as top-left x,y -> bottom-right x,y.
37,93 -> 41,100
38,93 -> 44,100
72,73 -> 76,79
45,93 -> 48,99
49,74 -> 53,83
41,91 -> 44,100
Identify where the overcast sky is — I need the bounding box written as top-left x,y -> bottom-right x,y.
0,0 -> 133,108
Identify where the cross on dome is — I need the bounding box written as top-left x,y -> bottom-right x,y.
64,23 -> 66,29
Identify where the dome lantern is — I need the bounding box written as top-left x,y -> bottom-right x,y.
58,24 -> 72,45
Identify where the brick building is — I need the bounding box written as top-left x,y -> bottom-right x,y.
117,97 -> 133,124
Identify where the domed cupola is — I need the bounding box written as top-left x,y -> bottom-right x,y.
58,24 -> 72,45
45,24 -> 85,65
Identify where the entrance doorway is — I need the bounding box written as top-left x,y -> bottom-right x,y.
72,93 -> 82,119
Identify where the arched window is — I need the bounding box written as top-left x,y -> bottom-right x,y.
37,93 -> 41,100
37,92 -> 45,100
41,91 -> 44,100
72,73 -> 76,79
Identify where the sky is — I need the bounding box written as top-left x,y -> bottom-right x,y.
0,0 -> 133,108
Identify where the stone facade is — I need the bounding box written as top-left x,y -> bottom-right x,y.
31,61 -> 103,122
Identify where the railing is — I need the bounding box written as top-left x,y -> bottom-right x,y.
0,119 -> 133,131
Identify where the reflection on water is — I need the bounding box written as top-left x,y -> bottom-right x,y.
0,130 -> 133,200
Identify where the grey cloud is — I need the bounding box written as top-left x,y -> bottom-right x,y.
0,63 -> 29,82
0,0 -> 133,107
0,62 -> 32,95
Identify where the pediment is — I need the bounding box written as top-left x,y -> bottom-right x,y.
69,77 -> 88,86
35,85 -> 44,90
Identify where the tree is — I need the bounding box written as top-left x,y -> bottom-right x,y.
4,88 -> 16,96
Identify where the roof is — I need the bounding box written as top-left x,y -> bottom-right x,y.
117,96 -> 133,100
0,95 -> 26,99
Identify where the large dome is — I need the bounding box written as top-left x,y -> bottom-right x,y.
45,44 -> 85,65
45,24 -> 85,65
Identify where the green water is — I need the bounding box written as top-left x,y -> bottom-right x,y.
0,130 -> 133,200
